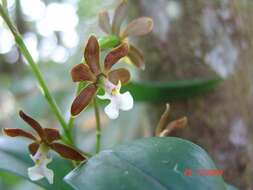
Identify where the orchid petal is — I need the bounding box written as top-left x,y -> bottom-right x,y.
28,165 -> 44,181
44,166 -> 54,184
28,142 -> 40,156
98,79 -> 134,119
28,158 -> 54,184
19,111 -> 45,139
28,144 -> 54,184
128,45 -> 145,70
43,128 -> 61,143
119,91 -> 134,111
84,35 -> 100,75
112,0 -> 128,35
3,128 -> 37,141
71,63 -> 96,82
98,11 -> 111,34
104,43 -> 129,71
108,68 -> 131,85
121,17 -> 153,38
71,84 -> 97,116
104,101 -> 119,120
50,143 -> 86,161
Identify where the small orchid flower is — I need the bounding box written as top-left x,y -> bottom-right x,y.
4,111 -> 86,184
97,79 -> 133,119
98,0 -> 153,70
28,144 -> 53,184
70,35 -> 132,119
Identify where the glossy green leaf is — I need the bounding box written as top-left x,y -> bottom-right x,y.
65,137 -> 227,190
0,137 -> 74,190
123,78 -> 222,102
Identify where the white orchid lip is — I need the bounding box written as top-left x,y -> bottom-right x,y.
28,144 -> 54,184
98,79 -> 134,119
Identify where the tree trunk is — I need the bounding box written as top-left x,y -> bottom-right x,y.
131,0 -> 253,189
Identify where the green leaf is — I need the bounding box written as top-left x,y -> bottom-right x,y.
0,171 -> 21,188
65,137 -> 227,190
123,78 -> 222,102
0,137 -> 74,190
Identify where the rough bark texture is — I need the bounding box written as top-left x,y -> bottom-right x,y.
130,0 -> 253,189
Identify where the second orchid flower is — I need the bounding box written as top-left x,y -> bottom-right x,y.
98,0 -> 153,70
70,35 -> 133,119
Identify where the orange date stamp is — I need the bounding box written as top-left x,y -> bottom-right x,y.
184,169 -> 224,176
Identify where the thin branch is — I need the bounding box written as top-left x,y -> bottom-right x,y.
93,97 -> 101,153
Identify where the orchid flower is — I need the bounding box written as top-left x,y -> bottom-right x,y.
97,79 -> 133,119
28,144 -> 53,184
98,0 -> 153,70
4,111 -> 86,184
70,35 -> 133,119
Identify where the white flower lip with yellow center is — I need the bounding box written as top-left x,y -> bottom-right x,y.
98,79 -> 134,119
28,144 -> 54,184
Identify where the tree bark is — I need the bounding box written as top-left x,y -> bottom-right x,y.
131,0 -> 253,189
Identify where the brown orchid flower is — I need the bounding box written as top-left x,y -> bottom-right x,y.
3,111 -> 86,184
4,111 -> 85,161
70,35 -> 131,117
98,0 -> 153,70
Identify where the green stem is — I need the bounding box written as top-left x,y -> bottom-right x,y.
93,97 -> 101,153
98,35 -> 121,50
68,116 -> 75,129
2,0 -> 7,8
0,4 -> 73,144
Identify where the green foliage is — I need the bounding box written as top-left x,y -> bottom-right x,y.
123,78 -> 222,102
0,171 -> 21,189
0,136 -> 238,190
65,137 -> 227,190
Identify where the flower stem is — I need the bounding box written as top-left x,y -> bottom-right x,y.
98,35 -> 121,50
68,116 -> 75,129
0,4 -> 73,145
93,97 -> 101,153
2,0 -> 7,8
